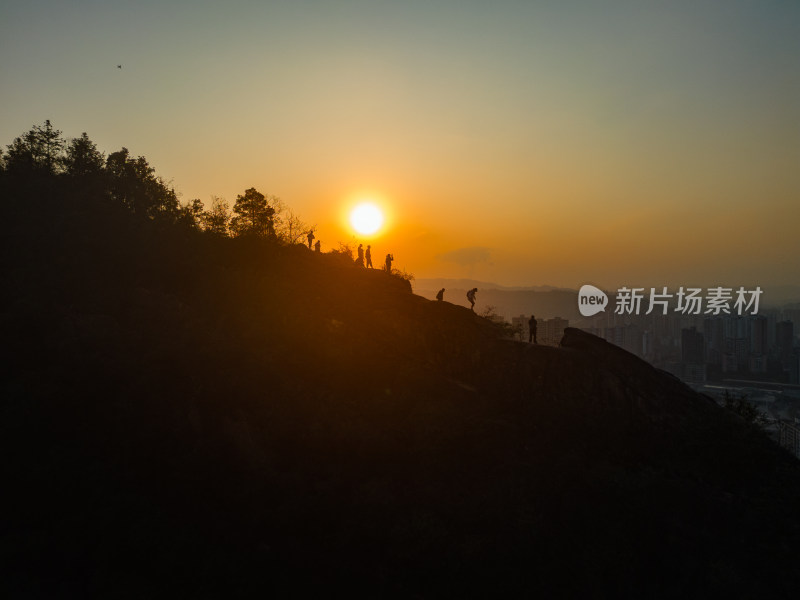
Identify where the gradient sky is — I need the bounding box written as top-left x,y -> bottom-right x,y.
2,0 -> 798,290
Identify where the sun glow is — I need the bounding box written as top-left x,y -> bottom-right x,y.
349,202 -> 385,235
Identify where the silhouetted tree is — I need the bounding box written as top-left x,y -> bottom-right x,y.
187,198 -> 204,219
38,120 -> 64,174
106,147 -> 146,209
174,198 -> 205,230
272,196 -> 313,245
1,121 -> 310,240
4,120 -> 65,176
201,196 -> 231,235
230,187 -> 275,238
5,136 -> 37,175
65,133 -> 105,178
106,148 -> 179,219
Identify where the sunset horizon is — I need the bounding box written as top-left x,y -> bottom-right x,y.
2,0 -> 798,292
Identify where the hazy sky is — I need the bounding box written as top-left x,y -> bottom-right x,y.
2,0 -> 798,290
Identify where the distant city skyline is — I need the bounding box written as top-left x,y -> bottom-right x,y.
2,1 -> 798,288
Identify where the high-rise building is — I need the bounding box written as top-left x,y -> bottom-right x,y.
681,327 -> 705,364
605,325 -> 624,348
622,324 -> 643,357
765,309 -> 779,349
750,315 -> 768,356
748,354 -> 767,374
703,318 -> 725,365
722,317 -> 750,370
778,419 -> 800,459
734,338 -> 749,369
540,317 -> 569,346
745,315 -> 768,374
790,352 -> 800,385
776,320 -> 794,367
642,330 -> 653,360
783,309 -> 800,327
722,352 -> 739,373
681,327 -> 706,383
511,315 -> 528,342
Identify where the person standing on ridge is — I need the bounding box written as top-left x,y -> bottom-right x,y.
314,240 -> 321,253
307,230 -> 315,249
384,253 -> 393,273
436,288 -> 445,302
528,314 -> 538,344
365,245 -> 373,268
357,244 -> 365,267
467,288 -> 477,311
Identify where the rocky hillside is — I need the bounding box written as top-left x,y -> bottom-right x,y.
3,198 -> 800,598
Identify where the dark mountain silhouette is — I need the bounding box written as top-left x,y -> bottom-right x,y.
415,279 -> 585,320
3,152 -> 800,597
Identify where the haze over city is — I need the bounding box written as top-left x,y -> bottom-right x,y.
2,0 -> 798,289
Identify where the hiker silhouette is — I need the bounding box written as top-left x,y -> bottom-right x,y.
528,314 -> 538,344
307,230 -> 315,249
436,288 -> 445,302
365,245 -> 373,268
467,288 -> 477,311
384,253 -> 393,273
314,240 -> 321,253
357,244 -> 365,267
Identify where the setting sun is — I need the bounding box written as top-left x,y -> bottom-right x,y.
349,202 -> 384,236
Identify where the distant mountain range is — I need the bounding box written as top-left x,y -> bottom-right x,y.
414,279 -> 800,320
414,278 -> 583,320
414,278 -> 575,293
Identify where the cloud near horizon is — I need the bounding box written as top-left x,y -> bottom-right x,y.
436,246 -> 492,267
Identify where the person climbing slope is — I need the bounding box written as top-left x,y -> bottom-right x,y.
466,288 -> 477,311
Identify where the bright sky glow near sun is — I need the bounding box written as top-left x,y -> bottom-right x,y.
350,203 -> 384,236
1,0 -> 798,291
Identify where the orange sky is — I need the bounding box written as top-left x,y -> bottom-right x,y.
2,1 -> 798,290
